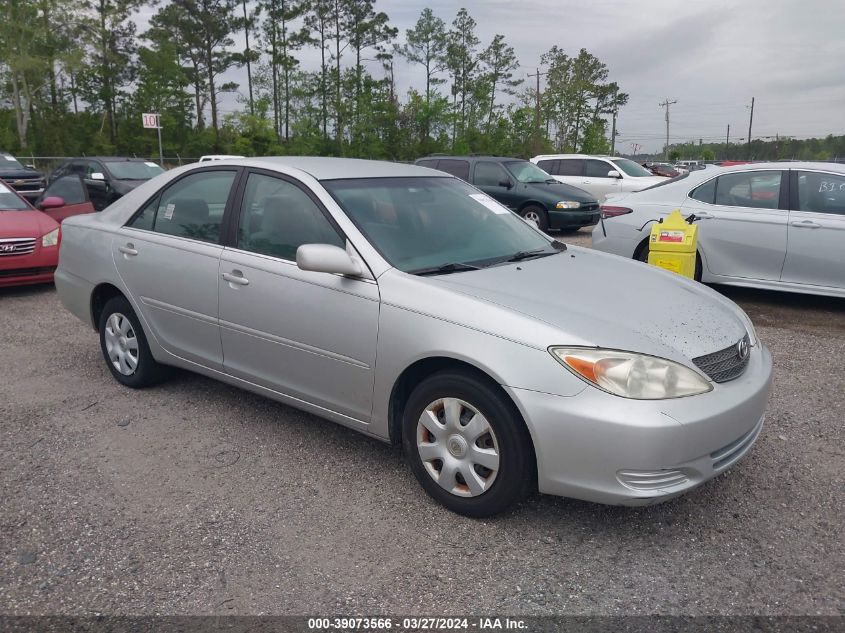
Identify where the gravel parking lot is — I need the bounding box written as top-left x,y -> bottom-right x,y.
1,228 -> 843,616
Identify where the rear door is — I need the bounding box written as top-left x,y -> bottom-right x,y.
114,168 -> 239,369
682,170 -> 788,281
37,175 -> 95,222
435,159 -> 471,182
550,158 -> 584,187
780,170 -> 845,290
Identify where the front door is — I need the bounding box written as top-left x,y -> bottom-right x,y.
682,170 -> 788,281
113,168 -> 238,369
582,159 -> 621,201
37,175 -> 95,222
780,170 -> 845,290
218,170 -> 380,423
473,161 -> 517,209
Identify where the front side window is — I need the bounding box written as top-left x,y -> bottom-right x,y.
43,175 -> 88,204
504,161 -> 551,184
557,159 -> 584,176
585,159 -> 613,178
611,158 -> 655,177
437,159 -> 470,181
796,171 -> 845,215
128,170 -> 236,243
475,161 -> 511,187
715,171 -> 782,209
324,176 -> 558,273
237,172 -> 344,260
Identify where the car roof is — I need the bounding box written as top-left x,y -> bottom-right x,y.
195,156 -> 443,180
417,155 -> 526,164
532,154 -> 619,160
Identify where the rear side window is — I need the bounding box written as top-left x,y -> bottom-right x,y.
128,170 -> 236,243
557,159 -> 584,176
795,171 -> 845,215
437,159 -> 470,181
714,171 -> 782,209
537,159 -> 558,174
689,178 -> 716,204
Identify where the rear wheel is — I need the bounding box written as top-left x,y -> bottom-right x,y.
402,370 -> 533,517
99,296 -> 169,388
635,241 -> 702,281
519,205 -> 549,232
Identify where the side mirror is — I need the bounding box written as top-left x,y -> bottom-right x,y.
296,244 -> 362,276
498,179 -> 512,189
90,172 -> 106,181
25,164 -> 36,170
607,170 -> 622,179
39,196 -> 66,210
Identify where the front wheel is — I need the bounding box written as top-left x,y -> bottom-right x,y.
99,296 -> 170,388
402,371 -> 533,517
519,205 -> 549,232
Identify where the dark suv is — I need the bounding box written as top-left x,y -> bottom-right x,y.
48,157 -> 165,211
0,151 -> 46,200
414,155 -> 599,231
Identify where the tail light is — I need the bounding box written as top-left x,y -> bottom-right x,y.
600,205 -> 633,219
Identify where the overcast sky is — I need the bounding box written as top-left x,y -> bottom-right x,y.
137,0 -> 845,153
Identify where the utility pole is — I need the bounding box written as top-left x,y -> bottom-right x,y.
610,107 -> 618,155
659,98 -> 677,160
725,124 -> 730,160
242,0 -> 255,116
746,97 -> 755,159
527,68 -> 548,155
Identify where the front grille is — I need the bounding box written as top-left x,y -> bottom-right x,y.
692,334 -> 750,383
0,266 -> 54,278
0,237 -> 37,257
581,202 -> 599,213
9,179 -> 44,192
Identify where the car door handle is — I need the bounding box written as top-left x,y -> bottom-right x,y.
695,211 -> 715,219
118,243 -> 138,256
790,220 -> 821,229
221,271 -> 249,286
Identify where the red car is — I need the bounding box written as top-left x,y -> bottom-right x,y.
0,175 -> 95,287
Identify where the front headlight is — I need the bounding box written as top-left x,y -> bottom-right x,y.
550,347 -> 713,399
555,200 -> 581,209
42,228 -> 59,247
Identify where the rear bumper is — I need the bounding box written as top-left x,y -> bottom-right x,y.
549,209 -> 600,230
54,267 -> 96,327
507,343 -> 773,506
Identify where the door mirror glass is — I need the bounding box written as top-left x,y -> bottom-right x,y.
607,170 -> 622,179
39,196 -> 66,210
296,244 -> 362,276
90,172 -> 106,181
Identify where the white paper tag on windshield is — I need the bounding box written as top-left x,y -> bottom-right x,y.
1,154 -> 14,161
163,203 -> 175,220
145,162 -> 158,167
469,193 -> 509,215
0,182 -> 11,193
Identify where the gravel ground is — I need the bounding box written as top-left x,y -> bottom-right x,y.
1,227 -> 843,616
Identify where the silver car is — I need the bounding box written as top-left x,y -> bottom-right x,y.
592,162 -> 845,298
55,158 -> 772,517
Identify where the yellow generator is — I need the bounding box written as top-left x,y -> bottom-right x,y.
647,210 -> 699,278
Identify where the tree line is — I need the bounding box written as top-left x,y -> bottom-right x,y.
0,0 -> 629,162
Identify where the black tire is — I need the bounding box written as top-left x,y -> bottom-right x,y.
402,370 -> 533,517
636,242 -> 702,282
98,295 -> 169,388
519,205 -> 549,232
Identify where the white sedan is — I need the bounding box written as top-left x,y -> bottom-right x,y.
592,161 -> 845,298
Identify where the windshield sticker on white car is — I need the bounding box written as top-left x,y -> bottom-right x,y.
145,162 -> 158,168
163,203 -> 175,220
469,193 -> 510,215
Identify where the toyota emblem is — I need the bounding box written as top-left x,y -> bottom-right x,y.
737,337 -> 749,360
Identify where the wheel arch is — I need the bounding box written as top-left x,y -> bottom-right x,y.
90,282 -> 127,331
517,200 -> 549,214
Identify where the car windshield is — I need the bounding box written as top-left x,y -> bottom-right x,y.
612,158 -> 654,177
504,161 -> 554,183
104,161 -> 165,180
0,154 -> 25,170
323,177 -> 560,274
0,182 -> 31,210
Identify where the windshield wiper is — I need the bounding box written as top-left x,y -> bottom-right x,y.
410,262 -> 481,276
503,248 -> 559,262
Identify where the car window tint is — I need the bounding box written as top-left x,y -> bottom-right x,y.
144,170 -> 236,242
437,159 -> 470,181
690,178 -> 716,204
43,175 -> 88,204
474,161 -> 509,187
796,171 -> 845,215
237,173 -> 344,261
715,171 -> 782,209
416,159 -> 439,169
537,160 -> 558,174
557,159 -> 584,176
85,161 -> 102,178
130,198 -> 157,230
585,160 -> 612,178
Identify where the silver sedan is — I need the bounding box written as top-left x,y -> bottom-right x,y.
55,158 -> 772,517
592,161 -> 845,297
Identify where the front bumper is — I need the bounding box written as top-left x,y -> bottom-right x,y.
549,209 -> 600,230
0,244 -> 58,287
506,343 -> 773,506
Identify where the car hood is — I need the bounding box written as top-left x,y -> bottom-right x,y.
402,246 -> 748,363
0,209 -> 58,238
517,181 -> 597,204
0,168 -> 43,180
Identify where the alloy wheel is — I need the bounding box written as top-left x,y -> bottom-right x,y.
416,397 -> 500,498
